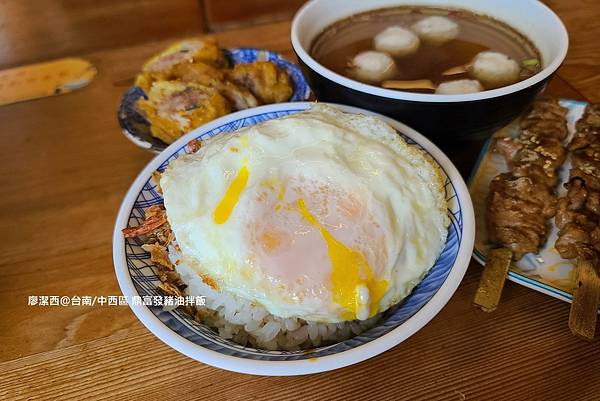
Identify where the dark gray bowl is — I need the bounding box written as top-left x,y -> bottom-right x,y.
291,0 -> 569,143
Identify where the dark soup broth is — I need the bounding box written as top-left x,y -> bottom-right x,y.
310,7 -> 542,93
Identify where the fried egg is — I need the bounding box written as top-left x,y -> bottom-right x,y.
160,105 -> 449,323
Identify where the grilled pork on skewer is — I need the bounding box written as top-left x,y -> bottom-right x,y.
554,104 -> 600,340
488,98 -> 568,260
475,99 -> 569,311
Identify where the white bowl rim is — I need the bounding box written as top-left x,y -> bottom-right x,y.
291,0 -> 569,103
112,102 -> 475,376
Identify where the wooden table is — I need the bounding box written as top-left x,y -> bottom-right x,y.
1,1 -> 600,399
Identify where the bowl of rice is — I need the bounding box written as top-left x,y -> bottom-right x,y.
113,102 -> 474,375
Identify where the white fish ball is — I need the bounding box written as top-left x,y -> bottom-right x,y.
348,51 -> 397,83
411,16 -> 459,45
436,79 -> 483,94
374,26 -> 420,57
471,51 -> 520,89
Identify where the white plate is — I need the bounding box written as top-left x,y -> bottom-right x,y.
113,102 -> 474,375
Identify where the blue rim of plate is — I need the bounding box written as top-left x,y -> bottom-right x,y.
113,102 -> 475,375
468,98 -> 589,304
117,47 -> 312,153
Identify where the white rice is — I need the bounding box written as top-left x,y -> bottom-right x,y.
167,244 -> 381,351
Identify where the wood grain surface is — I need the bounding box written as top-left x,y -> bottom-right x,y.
0,0 -> 207,70
1,1 -> 600,399
202,0 -> 306,31
544,0 -> 600,103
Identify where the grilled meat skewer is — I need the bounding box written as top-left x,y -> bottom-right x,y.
488,98 -> 568,260
554,104 -> 600,340
555,105 -> 600,261
475,99 -> 568,312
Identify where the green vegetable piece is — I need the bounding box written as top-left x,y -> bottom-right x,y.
522,58 -> 540,67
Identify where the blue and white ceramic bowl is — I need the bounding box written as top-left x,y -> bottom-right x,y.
118,48 -> 312,153
113,102 -> 475,375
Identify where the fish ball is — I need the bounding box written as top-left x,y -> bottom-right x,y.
411,16 -> 459,45
471,51 -> 520,89
436,79 -> 483,94
374,26 -> 420,57
348,51 -> 397,83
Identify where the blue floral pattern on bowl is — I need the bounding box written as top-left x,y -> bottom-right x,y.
120,107 -> 465,362
118,48 -> 312,153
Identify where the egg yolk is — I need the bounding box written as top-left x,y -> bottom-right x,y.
213,162 -> 249,224
297,198 -> 388,320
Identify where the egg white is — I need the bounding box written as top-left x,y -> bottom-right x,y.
160,105 -> 449,323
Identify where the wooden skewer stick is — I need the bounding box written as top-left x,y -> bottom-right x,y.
569,258 -> 600,341
382,79 -> 436,90
442,62 -> 472,76
474,248 -> 513,312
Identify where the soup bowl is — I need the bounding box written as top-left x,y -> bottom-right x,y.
291,0 -> 569,142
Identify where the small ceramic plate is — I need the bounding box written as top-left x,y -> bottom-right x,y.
113,102 -> 474,375
118,48 -> 312,153
469,99 -> 587,303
